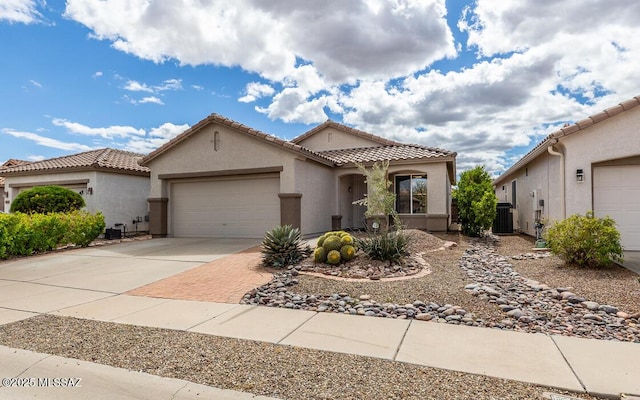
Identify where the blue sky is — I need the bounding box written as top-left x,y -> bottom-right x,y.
2,1 -> 639,176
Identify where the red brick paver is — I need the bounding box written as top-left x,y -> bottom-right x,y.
127,247 -> 274,303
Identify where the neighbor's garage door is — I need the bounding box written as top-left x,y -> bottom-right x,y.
171,176 -> 280,238
594,165 -> 640,250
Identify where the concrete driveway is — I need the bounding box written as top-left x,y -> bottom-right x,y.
622,251 -> 640,275
0,238 -> 258,320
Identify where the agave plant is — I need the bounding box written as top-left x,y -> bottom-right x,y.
261,225 -> 312,268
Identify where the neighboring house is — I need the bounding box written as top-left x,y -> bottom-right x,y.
0,149 -> 151,232
493,95 -> 640,250
1,159 -> 32,212
140,114 -> 457,238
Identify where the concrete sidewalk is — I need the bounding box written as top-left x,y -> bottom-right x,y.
1,296 -> 638,399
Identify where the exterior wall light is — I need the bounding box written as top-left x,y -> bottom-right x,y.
576,169 -> 584,183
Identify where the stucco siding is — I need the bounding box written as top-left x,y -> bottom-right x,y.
3,171 -> 149,234
295,159 -> 334,234
296,127 -> 382,151
495,104 -> 640,238
4,171 -> 97,213
388,163 -> 449,215
561,108 -> 640,216
94,172 -> 150,231
146,123 -> 299,198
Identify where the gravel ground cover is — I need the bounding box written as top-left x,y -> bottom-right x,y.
243,231 -> 640,342
493,235 -> 640,315
0,315 -> 600,400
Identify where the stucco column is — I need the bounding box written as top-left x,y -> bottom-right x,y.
278,193 -> 302,229
148,197 -> 168,237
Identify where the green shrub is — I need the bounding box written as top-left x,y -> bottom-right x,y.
452,166 -> 497,237
10,186 -> 85,214
356,229 -> 411,265
543,211 -> 624,267
61,211 -> 106,247
261,225 -> 312,268
0,211 -> 105,259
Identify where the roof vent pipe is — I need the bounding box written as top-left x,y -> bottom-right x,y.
547,142 -> 565,219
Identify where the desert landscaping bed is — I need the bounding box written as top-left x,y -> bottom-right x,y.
243,231 -> 640,342
0,314 -> 600,400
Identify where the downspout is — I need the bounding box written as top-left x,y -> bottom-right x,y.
547,141 -> 565,219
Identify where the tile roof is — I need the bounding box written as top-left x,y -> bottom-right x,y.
0,149 -> 150,176
141,113 -> 456,170
140,113 -> 335,166
494,94 -> 640,185
319,145 -> 455,165
0,159 -> 32,186
292,120 -> 404,146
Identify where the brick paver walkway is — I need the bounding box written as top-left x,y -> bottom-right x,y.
127,247 -> 274,303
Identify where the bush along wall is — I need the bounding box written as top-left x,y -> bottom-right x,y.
314,231 -> 357,265
0,211 -> 106,259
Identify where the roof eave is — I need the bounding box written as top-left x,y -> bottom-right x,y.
0,166 -> 150,177
335,154 -> 456,168
140,114 -> 335,168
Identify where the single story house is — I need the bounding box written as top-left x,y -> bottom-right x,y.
493,95 -> 640,250
1,159 -> 32,213
0,148 -> 151,232
140,114 -> 457,238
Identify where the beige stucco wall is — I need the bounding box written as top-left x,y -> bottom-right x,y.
294,159 -> 335,234
495,106 -> 640,236
296,127 -> 382,151
331,161 -> 451,230
388,162 -> 449,215
495,153 -> 562,235
561,108 -> 640,217
146,123 -> 299,198
3,171 -> 149,231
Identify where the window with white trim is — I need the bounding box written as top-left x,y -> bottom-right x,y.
395,175 -> 427,214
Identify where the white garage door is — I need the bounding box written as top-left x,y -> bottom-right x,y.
171,176 -> 280,238
594,165 -> 640,251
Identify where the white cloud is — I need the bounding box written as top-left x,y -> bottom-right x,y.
123,78 -> 182,93
29,79 -> 42,88
0,0 -> 43,24
191,84 -> 203,91
93,71 -> 103,78
63,0 -> 640,174
2,129 -> 93,151
124,80 -> 154,93
124,122 -> 189,153
26,154 -> 45,161
64,0 -> 454,82
238,82 -> 275,103
156,78 -> 182,91
138,96 -> 164,105
52,118 -> 146,138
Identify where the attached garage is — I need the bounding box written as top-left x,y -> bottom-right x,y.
594,165 -> 640,251
170,175 -> 280,238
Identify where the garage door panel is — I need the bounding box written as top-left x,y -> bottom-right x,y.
594,165 -> 640,251
171,177 -> 280,238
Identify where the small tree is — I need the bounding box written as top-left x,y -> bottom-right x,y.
544,211 -> 623,267
353,161 -> 395,218
453,165 -> 497,237
352,161 -> 412,264
10,186 -> 85,214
